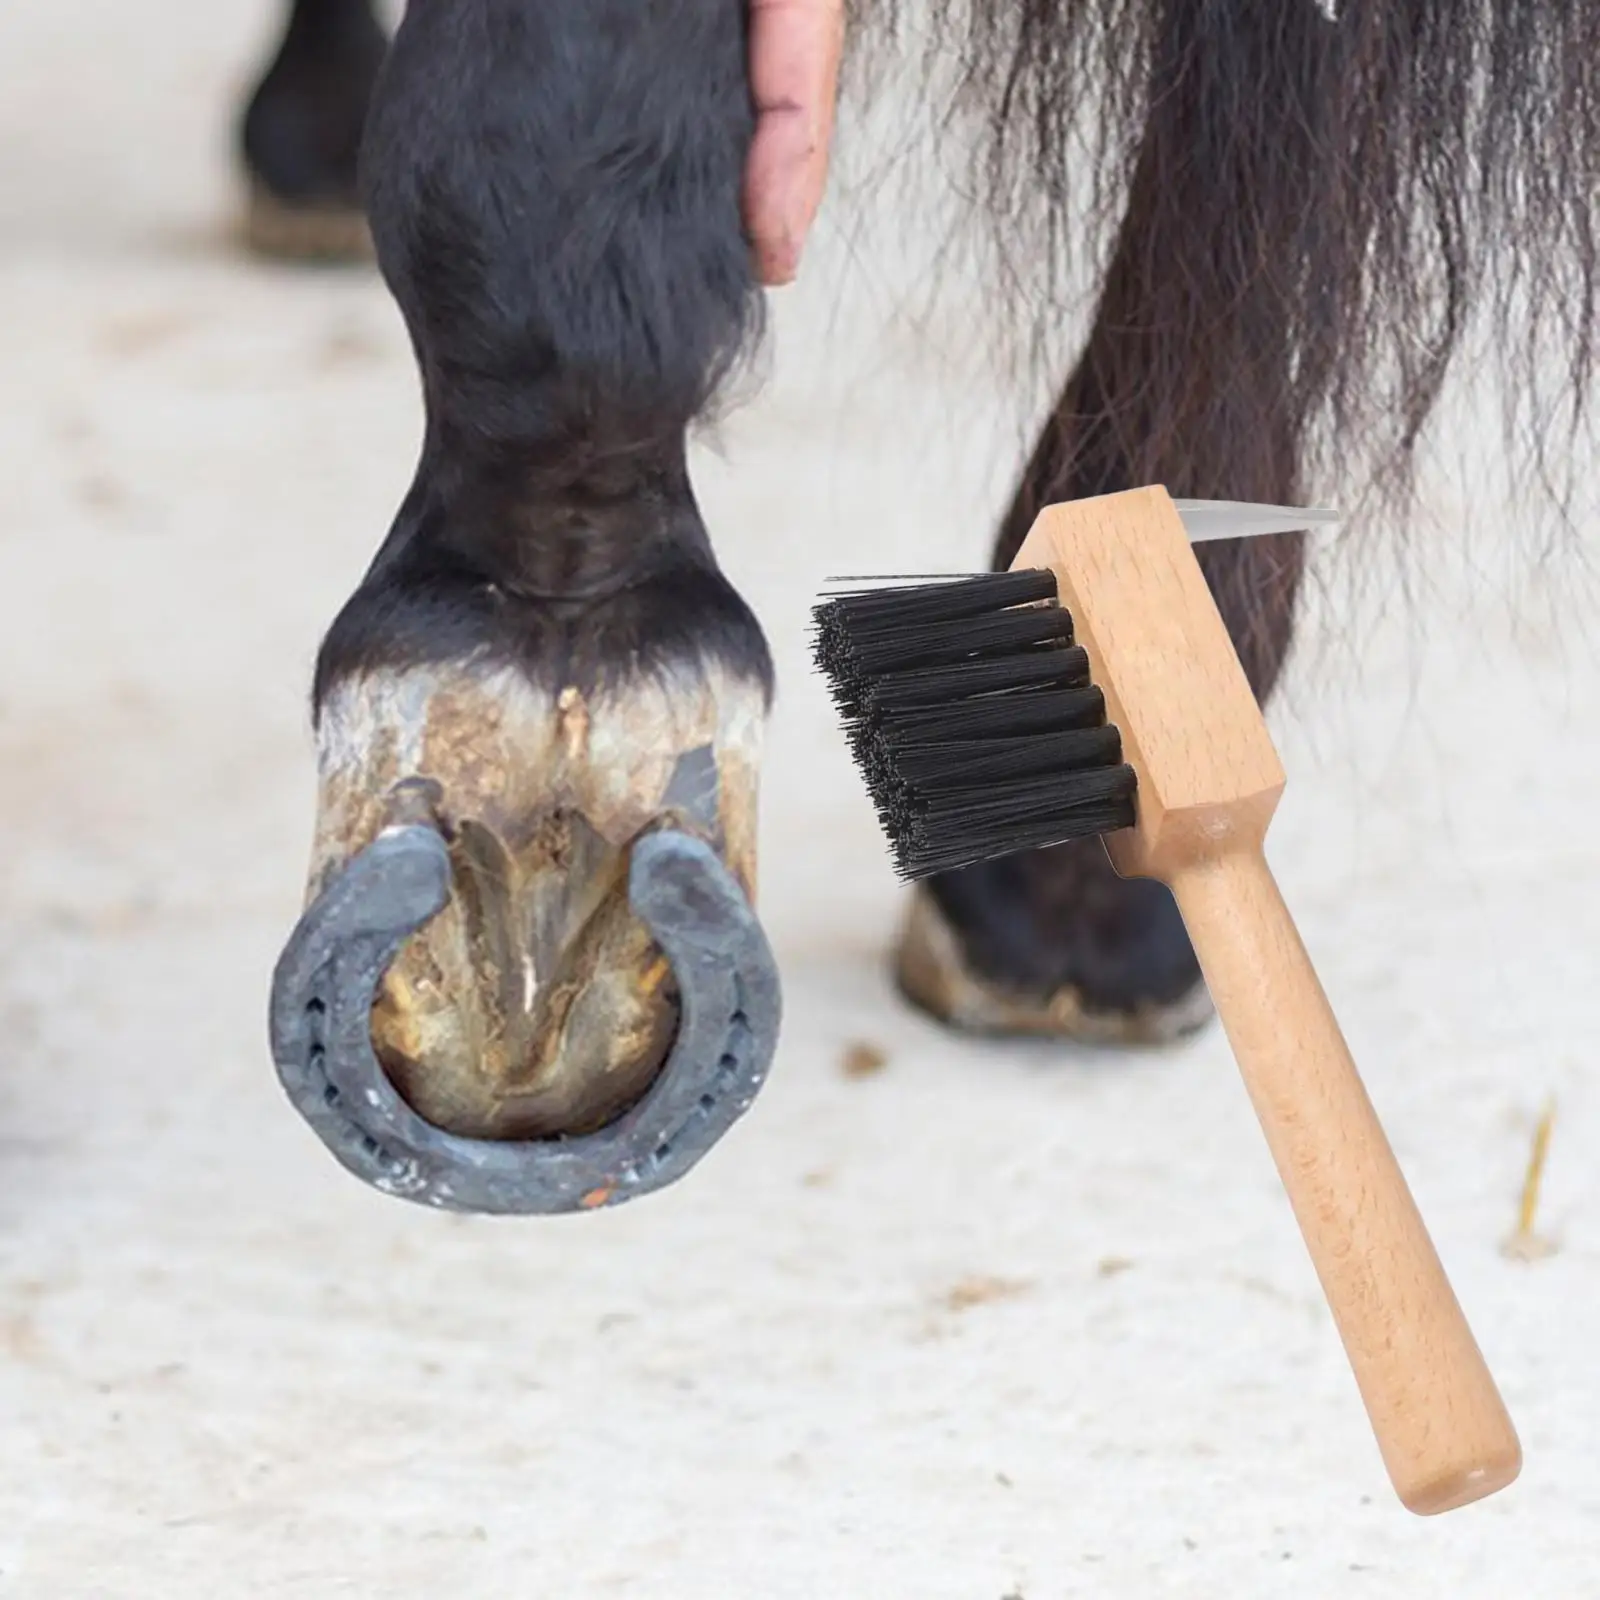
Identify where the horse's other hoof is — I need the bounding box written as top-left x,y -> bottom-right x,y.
271,633 -> 780,1214
896,839 -> 1214,1045
236,0 -> 388,264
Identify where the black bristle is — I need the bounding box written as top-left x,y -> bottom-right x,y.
859,646 -> 1091,711
810,569 -> 1138,879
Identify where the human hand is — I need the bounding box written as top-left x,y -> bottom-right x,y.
745,0 -> 845,286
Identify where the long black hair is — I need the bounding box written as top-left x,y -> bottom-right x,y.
858,0 -> 1598,540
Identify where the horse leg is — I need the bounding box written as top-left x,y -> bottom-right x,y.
269,0 -> 778,1210
238,0 -> 390,261
895,5 -> 1315,1043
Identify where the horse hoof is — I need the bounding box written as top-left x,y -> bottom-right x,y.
269,657 -> 780,1213
236,0 -> 387,265
894,841 -> 1215,1046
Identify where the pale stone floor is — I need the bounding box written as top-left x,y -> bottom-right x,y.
0,3 -> 1596,1596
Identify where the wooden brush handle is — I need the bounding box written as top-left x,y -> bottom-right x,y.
1168,847 -> 1521,1515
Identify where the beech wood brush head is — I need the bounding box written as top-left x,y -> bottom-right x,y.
812,486 -> 1522,1516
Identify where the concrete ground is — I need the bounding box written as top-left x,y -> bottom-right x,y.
1,3 -> 1597,1596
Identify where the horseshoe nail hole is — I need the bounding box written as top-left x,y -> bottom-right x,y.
698,1093 -> 716,1112
323,1085 -> 340,1107
357,1135 -> 405,1178
306,998 -> 327,1018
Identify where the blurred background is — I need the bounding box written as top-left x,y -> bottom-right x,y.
0,3 -> 1596,1595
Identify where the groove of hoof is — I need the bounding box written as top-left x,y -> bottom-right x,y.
269,824 -> 780,1214
893,884 -> 1215,1046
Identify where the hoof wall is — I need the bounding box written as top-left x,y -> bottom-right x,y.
242,183 -> 374,265
893,884 -> 1215,1045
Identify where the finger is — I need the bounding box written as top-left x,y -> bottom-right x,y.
745,0 -> 845,285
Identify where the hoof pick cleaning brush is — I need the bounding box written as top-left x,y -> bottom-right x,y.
811,486 -> 1521,1515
